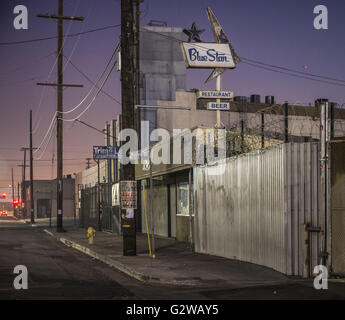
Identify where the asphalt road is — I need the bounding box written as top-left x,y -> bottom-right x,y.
1,219 -> 345,300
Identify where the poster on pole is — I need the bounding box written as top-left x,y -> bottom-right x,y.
120,181 -> 137,209
112,183 -> 120,206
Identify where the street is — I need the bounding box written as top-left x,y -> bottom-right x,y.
1,219 -> 345,300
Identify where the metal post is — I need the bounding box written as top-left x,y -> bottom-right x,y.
188,168 -> 194,251
149,167 -> 155,258
106,123 -> 112,230
97,159 -> 101,231
216,75 -> 221,127
320,101 -> 329,266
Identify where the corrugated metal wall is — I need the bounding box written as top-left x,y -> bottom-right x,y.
194,142 -> 321,276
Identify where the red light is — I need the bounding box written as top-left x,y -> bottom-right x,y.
1,192 -> 6,199
12,199 -> 20,205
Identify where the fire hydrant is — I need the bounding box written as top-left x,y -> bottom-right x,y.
87,227 -> 96,245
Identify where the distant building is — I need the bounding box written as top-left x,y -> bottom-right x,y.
24,178 -> 75,219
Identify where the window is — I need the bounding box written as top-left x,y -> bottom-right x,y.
177,181 -> 193,216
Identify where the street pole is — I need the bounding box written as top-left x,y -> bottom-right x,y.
97,159 -> 101,231
320,100 -> 329,266
37,0 -> 84,233
106,123 -> 112,230
11,168 -> 15,216
188,168 -> 193,251
30,110 -> 35,224
23,149 -> 26,217
149,160 -> 155,258
121,0 -> 136,256
56,0 -> 64,232
216,75 -> 221,128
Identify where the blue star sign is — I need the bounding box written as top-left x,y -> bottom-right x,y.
183,22 -> 205,42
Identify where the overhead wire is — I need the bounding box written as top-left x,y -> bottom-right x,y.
0,24 -> 121,46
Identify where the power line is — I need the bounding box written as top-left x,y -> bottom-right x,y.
0,24 -> 121,46
242,57 -> 345,84
143,28 -> 345,88
61,57 -> 117,121
61,42 -> 120,115
65,55 -> 121,105
242,61 -> 345,88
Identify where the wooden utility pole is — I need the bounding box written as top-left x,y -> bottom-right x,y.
11,168 -> 15,215
30,110 -> 35,223
121,0 -> 136,256
37,0 -> 83,232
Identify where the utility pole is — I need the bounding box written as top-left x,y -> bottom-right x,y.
30,110 -> 35,224
20,146 -> 37,218
121,0 -> 136,256
37,1 -> 84,232
22,149 -> 26,216
11,168 -> 15,215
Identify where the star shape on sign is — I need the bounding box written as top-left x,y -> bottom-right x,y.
183,22 -> 205,42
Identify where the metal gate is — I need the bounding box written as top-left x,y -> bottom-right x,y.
79,183 -> 121,234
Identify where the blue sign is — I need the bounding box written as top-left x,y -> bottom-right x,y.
93,146 -> 120,160
181,42 -> 235,69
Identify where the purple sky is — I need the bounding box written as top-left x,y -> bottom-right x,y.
1,0 -> 345,194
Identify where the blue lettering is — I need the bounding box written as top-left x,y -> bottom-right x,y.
207,49 -> 216,62
189,48 -> 198,62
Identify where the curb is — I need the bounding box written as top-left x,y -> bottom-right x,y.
43,229 -> 199,287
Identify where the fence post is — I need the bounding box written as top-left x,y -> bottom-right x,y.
284,102 -> 289,143
261,112 -> 265,149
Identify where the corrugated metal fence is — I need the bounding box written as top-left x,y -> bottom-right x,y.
194,142 -> 322,276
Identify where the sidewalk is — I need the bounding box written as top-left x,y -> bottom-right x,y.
43,226 -> 293,288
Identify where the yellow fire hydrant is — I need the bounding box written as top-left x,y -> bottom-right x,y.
87,227 -> 96,245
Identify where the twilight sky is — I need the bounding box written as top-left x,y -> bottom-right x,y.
0,0 -> 345,195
